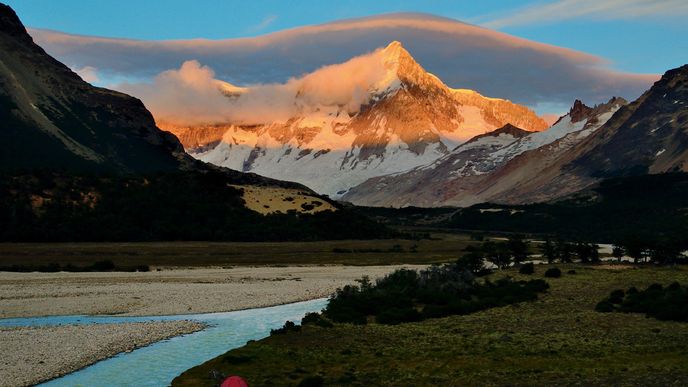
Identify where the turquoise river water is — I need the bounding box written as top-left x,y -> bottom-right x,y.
0,298 -> 328,386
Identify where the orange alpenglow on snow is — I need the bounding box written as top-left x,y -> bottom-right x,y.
141,41 -> 549,197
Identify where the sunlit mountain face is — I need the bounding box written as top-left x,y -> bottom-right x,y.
152,42 -> 548,197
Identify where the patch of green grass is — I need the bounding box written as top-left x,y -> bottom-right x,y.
173,265 -> 688,386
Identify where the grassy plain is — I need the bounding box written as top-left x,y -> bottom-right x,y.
173,265 -> 688,386
0,233 -> 472,268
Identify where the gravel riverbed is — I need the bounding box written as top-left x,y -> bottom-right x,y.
0,320 -> 205,387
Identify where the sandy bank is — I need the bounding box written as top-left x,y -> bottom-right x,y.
0,265 -> 423,318
0,320 -> 204,387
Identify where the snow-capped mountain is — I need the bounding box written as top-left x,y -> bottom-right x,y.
343,97 -> 626,207
161,41 -> 548,197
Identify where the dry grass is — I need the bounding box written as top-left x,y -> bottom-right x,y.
232,185 -> 337,215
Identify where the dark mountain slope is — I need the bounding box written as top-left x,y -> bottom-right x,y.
449,172 -> 688,243
570,65 -> 688,177
0,4 -> 189,173
0,4 -> 392,242
490,65 -> 688,204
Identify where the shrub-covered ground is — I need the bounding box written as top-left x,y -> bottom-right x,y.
323,265 -> 548,325
597,281 -> 688,322
173,265 -> 688,386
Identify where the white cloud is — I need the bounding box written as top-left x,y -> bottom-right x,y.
245,14 -> 278,34
118,47 -> 394,126
482,0 -> 688,29
73,65 -> 99,83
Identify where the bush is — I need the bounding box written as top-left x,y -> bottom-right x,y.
609,289 -> 625,304
271,320 -> 301,335
301,312 -> 333,328
544,268 -> 562,278
595,300 -> 615,313
324,265 -> 549,325
595,282 -> 688,322
519,262 -> 535,275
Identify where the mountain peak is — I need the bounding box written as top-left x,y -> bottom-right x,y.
380,40 -> 416,68
380,40 -> 412,61
569,99 -> 594,123
377,40 -> 443,91
383,40 -> 404,52
0,3 -> 30,40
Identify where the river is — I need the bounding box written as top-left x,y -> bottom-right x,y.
0,298 -> 327,386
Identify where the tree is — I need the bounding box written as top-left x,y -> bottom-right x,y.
589,243 -> 600,263
612,244 -> 625,263
576,243 -> 600,264
541,238 -> 558,264
623,237 -> 647,264
647,238 -> 683,265
576,242 -> 590,263
507,235 -> 530,265
457,246 -> 485,274
556,240 -> 574,263
484,241 -> 512,269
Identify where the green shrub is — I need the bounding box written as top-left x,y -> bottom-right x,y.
519,263 -> 535,275
595,282 -> 688,322
301,312 -> 333,328
544,268 -> 562,278
324,265 -> 548,325
595,300 -> 615,313
300,203 -> 315,211
609,289 -> 625,304
271,320 -> 301,335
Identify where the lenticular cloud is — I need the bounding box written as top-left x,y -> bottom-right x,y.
30,13 -> 658,112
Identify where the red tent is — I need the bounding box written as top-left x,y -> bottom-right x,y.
221,376 -> 248,387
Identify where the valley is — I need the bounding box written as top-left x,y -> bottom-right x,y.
1,2 -> 687,387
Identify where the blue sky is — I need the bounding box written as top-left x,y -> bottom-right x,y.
5,0 -> 686,74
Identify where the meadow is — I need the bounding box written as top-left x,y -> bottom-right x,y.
173,264 -> 688,386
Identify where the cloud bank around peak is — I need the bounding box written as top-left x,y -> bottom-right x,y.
119,47 -> 394,126
31,13 -> 659,112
